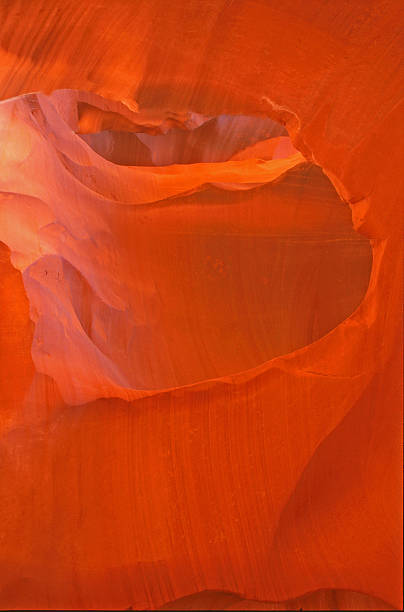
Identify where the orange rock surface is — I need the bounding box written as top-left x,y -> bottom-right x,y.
0,1 -> 402,610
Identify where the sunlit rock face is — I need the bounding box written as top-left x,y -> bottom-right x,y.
0,91 -> 371,403
0,1 -> 402,611
80,113 -> 287,166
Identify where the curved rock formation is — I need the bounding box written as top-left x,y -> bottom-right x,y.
0,90 -> 372,403
158,588 -> 397,610
0,1 -> 402,610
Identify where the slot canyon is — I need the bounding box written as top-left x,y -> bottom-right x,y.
0,1 -> 402,610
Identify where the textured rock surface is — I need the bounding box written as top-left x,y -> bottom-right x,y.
0,0 -> 402,610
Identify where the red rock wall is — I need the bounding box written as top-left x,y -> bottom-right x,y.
0,1 -> 402,609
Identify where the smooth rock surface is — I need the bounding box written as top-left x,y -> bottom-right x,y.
0,1 -> 402,610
